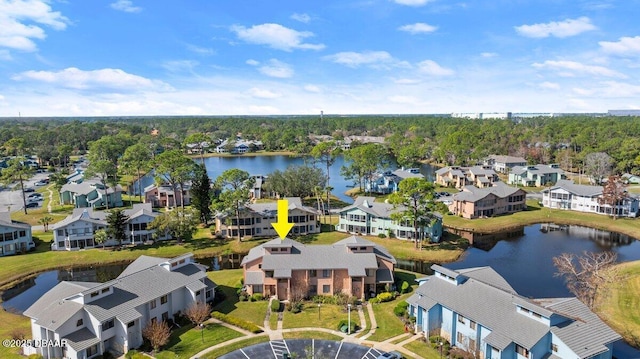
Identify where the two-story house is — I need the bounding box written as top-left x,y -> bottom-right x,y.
144,183 -> 192,209
408,265 -> 620,358
436,166 -> 499,189
23,253 -> 216,359
336,196 -> 443,243
449,182 -> 527,219
485,155 -> 527,174
0,212 -> 33,256
365,168 -> 423,194
60,179 -> 123,209
51,203 -> 169,251
215,197 -> 319,239
241,236 -> 396,300
508,164 -> 565,187
542,179 -> 639,217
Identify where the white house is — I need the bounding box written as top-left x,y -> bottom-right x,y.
23,253 -> 216,359
542,179 -> 639,217
0,212 -> 33,256
51,203 -> 170,251
485,155 -> 527,174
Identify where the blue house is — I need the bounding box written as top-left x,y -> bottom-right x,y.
407,265 -> 620,358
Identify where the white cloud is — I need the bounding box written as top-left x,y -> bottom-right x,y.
110,0 -> 142,13
481,52 -> 498,58
398,23 -> 438,34
392,0 -> 435,6
231,23 -> 325,51
388,95 -> 421,104
599,36 -> 640,56
246,59 -> 260,66
539,81 -> 560,90
0,49 -> 12,61
515,17 -> 596,38
162,60 -> 199,73
186,44 -> 214,55
257,59 -> 294,78
0,0 -> 69,51
395,78 -> 421,84
324,51 -> 394,68
291,13 -> 311,23
248,105 -> 280,114
12,67 -> 172,91
532,60 -> 626,78
417,60 -> 455,76
247,87 -> 281,99
304,84 -> 321,93
572,87 -> 594,96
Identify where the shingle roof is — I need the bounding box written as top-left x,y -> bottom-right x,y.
543,179 -> 602,197
245,271 -> 263,285
453,182 -> 525,203
511,164 -> 564,176
65,327 -> 100,351
337,196 -> 397,219
489,155 -> 527,164
0,212 -> 30,229
23,281 -> 99,328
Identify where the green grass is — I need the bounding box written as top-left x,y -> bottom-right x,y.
207,269 -> 268,327
269,306 -> 279,330
0,309 -> 31,359
403,338 -> 443,359
283,303 -> 360,331
595,260 -> 640,345
283,331 -> 345,341
367,271 -> 418,343
199,335 -> 270,359
154,323 -> 244,359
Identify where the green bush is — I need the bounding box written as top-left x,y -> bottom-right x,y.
251,293 -> 264,301
27,355 -> 44,359
211,311 -> 263,333
271,300 -> 281,312
369,297 -> 380,304
286,301 -> 303,313
377,233 -> 387,238
393,301 -> 409,317
337,319 -> 359,333
400,281 -> 409,294
125,351 -> 147,359
376,292 -> 394,303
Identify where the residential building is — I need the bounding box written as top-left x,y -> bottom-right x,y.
336,196 -> 443,242
435,166 -> 499,189
215,197 -> 319,239
508,164 -> 565,187
339,135 -> 386,150
364,168 -> 423,194
144,183 -> 192,208
622,173 -> 640,184
449,182 -> 527,219
51,203 -> 169,251
485,155 -> 527,174
407,264 -> 620,358
23,253 -> 216,359
60,179 -> 123,209
250,175 -> 267,199
541,179 -> 639,217
215,139 -> 264,154
0,212 -> 32,256
241,236 -> 396,300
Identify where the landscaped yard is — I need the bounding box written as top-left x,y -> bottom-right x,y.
403,337 -> 446,359
282,331 -> 344,341
207,269 -> 268,328
154,323 -> 244,359
0,309 -> 31,359
282,302 -> 360,331
367,270 -> 418,342
200,336 -> 270,359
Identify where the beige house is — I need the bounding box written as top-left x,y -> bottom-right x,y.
435,165 -> 498,189
241,236 -> 396,300
144,183 -> 191,208
449,182 -> 527,219
215,197 -> 319,239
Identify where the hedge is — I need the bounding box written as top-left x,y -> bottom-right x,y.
271,299 -> 281,312
211,311 -> 263,333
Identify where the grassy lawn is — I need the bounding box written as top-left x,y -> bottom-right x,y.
367,270 -> 418,342
207,269 -> 268,327
0,309 -> 31,359
282,331 -> 344,341
269,307 -> 279,330
200,335 -> 270,359
443,200 -> 640,238
154,323 -> 244,359
595,260 -> 640,346
282,303 -> 360,331
403,338 -> 443,359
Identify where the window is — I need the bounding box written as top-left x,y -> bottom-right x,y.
322,269 -> 331,278
76,319 -> 83,327
470,320 -> 476,330
150,299 -> 157,309
162,312 -> 169,321
458,315 -> 465,324
551,343 -> 558,352
90,291 -> 99,298
160,295 -> 168,304
469,338 -> 476,350
101,288 -> 109,294
127,321 -> 135,328
516,344 -> 529,358
456,332 -> 464,343
86,344 -> 99,357
309,269 -> 317,277
102,319 -> 115,331
196,290 -> 201,296
323,285 -> 330,294
310,285 -> 317,294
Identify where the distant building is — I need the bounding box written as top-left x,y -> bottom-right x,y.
60,179 -> 123,209
608,109 -> 640,116
435,165 -> 499,189
507,164 -> 565,187
451,112 -> 512,120
449,182 -> 527,219
215,139 -> 263,154
144,183 -> 192,208
364,168 -> 423,194
485,155 -> 527,174
340,135 -> 386,150
0,212 -> 32,256
541,179 -> 639,217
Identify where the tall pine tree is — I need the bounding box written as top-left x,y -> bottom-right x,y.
190,164 -> 213,225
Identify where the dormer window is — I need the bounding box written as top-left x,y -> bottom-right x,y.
90,291 -> 99,298
101,288 -> 109,294
76,319 -> 83,327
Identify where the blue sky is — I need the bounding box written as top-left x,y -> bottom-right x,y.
0,0 -> 639,116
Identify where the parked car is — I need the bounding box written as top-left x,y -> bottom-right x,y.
27,242 -> 36,251
377,352 -> 403,359
28,193 -> 42,198
34,181 -> 47,186
23,187 -> 35,193
25,202 -> 39,208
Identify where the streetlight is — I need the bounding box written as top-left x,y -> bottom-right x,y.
347,303 -> 352,335
318,303 -> 321,320
200,323 -> 204,343
438,340 -> 443,359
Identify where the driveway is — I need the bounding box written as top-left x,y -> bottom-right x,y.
0,172 -> 50,212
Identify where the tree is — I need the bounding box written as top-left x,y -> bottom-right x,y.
94,229 -> 108,248
183,132 -> 210,164
84,159 -> 117,209
142,320 -> 171,353
184,301 -> 212,328
264,165 -> 325,198
342,143 -> 389,191
310,141 -> 340,224
388,178 -> 437,249
190,164 -> 213,225
553,251 -> 618,310
154,149 -> 196,210
213,169 -> 253,242
121,143 -> 153,203
38,216 -> 53,231
149,207 -> 199,242
584,152 -> 613,185
106,209 -> 129,247
0,157 -> 36,214
56,144 -> 73,169
599,175 -> 628,220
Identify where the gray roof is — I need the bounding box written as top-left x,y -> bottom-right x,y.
511,164 -> 564,176
116,308 -> 142,324
118,255 -> 167,278
376,268 -> 394,283
338,196 -> 397,219
489,155 -> 527,164
453,182 -> 525,203
245,271 -> 263,285
51,203 -> 158,230
61,179 -> 122,196
186,280 -> 207,293
408,266 -> 620,355
543,179 -> 602,197
392,169 -> 423,180
65,327 -> 101,351
23,281 -> 99,329
0,212 -> 30,229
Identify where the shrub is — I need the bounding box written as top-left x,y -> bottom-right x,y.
400,281 -> 409,294
369,297 -> 380,304
271,300 -> 281,313
251,293 -> 264,301
27,355 -> 44,359
287,302 -> 303,313
210,311 -> 263,333
336,319 -> 359,333
239,294 -> 248,301
393,301 -> 409,317
376,292 -> 394,303
378,233 -> 387,238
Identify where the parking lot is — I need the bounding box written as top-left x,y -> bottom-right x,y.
0,172 -> 50,212
218,339 -> 385,359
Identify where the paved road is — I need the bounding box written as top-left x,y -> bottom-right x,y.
0,172 -> 50,212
